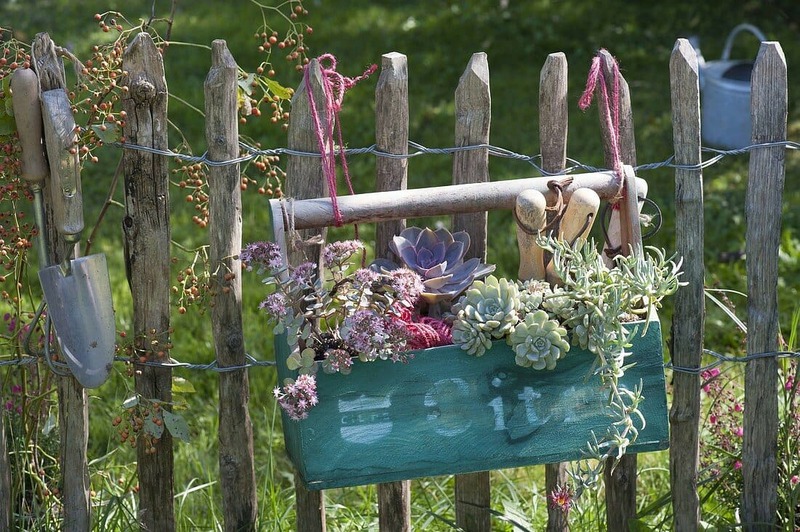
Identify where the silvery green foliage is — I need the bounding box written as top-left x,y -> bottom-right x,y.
450,234 -> 685,497
451,275 -> 521,348
371,227 -> 496,303
537,235 -> 684,496
451,319 -> 493,357
508,310 -> 570,370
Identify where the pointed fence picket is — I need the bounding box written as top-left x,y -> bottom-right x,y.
5,30 -> 791,532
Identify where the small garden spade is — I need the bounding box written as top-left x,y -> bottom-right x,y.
12,66 -> 116,388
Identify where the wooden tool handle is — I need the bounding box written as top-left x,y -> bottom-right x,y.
515,189 -> 548,281
10,68 -> 49,185
558,188 -> 600,243
41,89 -> 83,240
547,187 -> 600,284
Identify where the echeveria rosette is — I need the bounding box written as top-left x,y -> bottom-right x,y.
451,319 -> 493,357
372,227 -> 495,303
508,310 -> 570,370
452,275 -> 520,343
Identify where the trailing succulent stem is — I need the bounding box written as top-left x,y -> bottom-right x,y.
452,235 -> 684,495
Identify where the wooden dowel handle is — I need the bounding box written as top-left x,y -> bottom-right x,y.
515,189 -> 548,281
10,68 -> 48,185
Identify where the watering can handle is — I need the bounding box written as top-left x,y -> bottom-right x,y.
721,24 -> 767,61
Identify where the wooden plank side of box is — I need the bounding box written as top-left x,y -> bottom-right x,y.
277,319 -> 668,490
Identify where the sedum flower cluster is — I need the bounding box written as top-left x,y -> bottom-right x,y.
243,239 -> 425,419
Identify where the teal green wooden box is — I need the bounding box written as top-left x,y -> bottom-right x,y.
276,319 -> 668,490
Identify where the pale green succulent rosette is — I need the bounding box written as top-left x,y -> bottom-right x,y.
508,309 -> 570,370
452,275 -> 520,340
451,318 -> 493,357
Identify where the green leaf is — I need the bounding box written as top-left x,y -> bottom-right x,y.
172,376 -> 196,394
0,114 -> 16,136
162,410 -> 191,442
91,123 -> 120,144
286,353 -> 302,371
263,77 -> 292,100
122,395 -> 139,409
627,519 -> 655,532
237,73 -> 255,96
143,415 -> 164,438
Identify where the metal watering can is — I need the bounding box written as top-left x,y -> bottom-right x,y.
692,24 -> 767,150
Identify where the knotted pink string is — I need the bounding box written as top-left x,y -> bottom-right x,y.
304,54 -> 377,227
579,49 -> 624,203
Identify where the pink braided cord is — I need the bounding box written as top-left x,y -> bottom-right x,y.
304,54 -> 377,226
579,49 -> 624,202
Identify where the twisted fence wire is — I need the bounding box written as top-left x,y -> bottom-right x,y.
117,138 -> 800,176
2,137 -> 798,377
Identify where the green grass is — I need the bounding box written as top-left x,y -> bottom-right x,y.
2,0 -> 800,529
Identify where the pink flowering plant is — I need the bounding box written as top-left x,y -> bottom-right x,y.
699,356 -> 800,527
242,239 -> 430,420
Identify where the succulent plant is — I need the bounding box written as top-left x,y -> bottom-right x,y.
371,227 -> 495,303
508,310 -> 570,370
451,275 -> 520,340
516,279 -> 552,317
451,319 -> 493,357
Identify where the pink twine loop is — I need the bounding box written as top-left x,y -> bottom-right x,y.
579,49 -> 624,203
304,54 -> 377,227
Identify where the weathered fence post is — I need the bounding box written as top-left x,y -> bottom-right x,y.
595,49 -> 639,531
286,58 -> 328,532
374,52 -> 412,532
31,32 -> 91,532
539,51 -> 570,532
205,39 -> 258,531
742,41 -> 786,531
121,32 -> 174,532
668,38 -> 704,531
452,51 -> 491,532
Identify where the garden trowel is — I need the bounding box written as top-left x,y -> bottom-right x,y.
21,69 -> 116,388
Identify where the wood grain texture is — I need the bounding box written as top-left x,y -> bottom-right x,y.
595,50 -> 639,532
275,319 -> 668,490
375,51 -> 412,532
539,52 -> 570,531
742,42 -> 786,531
452,52 -> 490,262
668,38 -> 704,531
286,59 -> 327,269
205,40 -> 258,532
32,32 -> 91,532
452,51 -> 491,532
121,32 -> 174,532
286,58 -> 328,532
272,172 -> 645,231
374,52 -> 408,264
378,481 -> 411,532
539,52 -> 568,175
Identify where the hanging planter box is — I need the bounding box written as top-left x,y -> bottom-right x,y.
275,318 -> 668,490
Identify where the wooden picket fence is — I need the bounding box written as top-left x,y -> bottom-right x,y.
0,30 -> 789,532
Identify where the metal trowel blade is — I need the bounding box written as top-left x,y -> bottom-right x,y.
39,254 -> 116,388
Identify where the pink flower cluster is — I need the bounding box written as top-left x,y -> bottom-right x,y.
548,484 -> 574,515
322,240 -> 364,269
240,241 -> 283,272
273,374 -> 318,421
